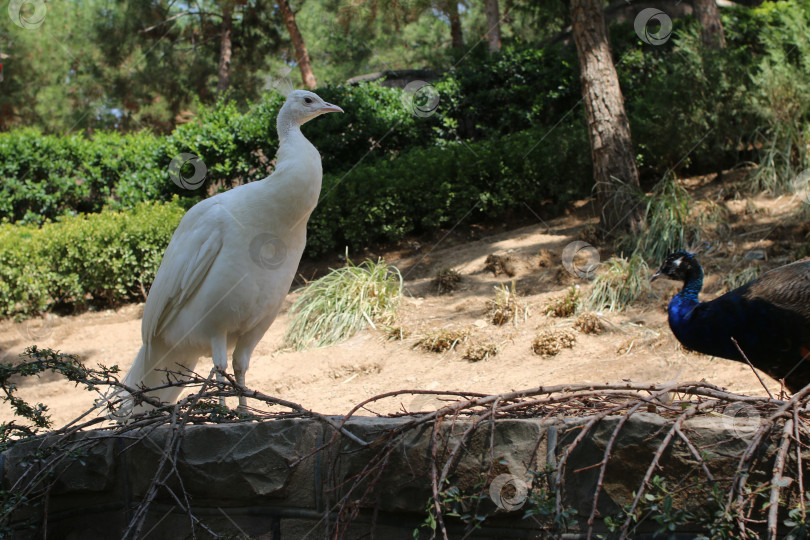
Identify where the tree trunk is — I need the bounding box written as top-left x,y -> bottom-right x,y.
692,0 -> 726,49
277,0 -> 317,90
485,0 -> 501,54
571,0 -> 642,235
216,1 -> 234,97
446,1 -> 464,49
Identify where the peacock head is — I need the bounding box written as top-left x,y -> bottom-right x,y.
279,90 -> 343,126
651,250 -> 704,284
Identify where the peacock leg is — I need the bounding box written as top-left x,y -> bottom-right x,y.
211,334 -> 229,407
234,370 -> 248,412
233,348 -> 252,413
233,325 -> 266,413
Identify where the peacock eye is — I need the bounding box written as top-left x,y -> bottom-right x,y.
304,97 -> 313,104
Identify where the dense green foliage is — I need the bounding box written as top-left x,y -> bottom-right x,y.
1,0 -> 559,133
434,44 -> 581,140
5,2 -> 807,223
745,1 -> 810,193
1,2 -> 809,317
0,129 -> 168,224
0,83 -> 441,222
307,122 -> 590,255
0,201 -> 185,318
0,0 -> 286,133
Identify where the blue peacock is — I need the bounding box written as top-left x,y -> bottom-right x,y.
652,250 -> 810,393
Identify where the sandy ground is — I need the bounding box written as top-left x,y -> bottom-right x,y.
1,179 -> 799,429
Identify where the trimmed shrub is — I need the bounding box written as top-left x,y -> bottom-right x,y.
0,200 -> 185,318
306,121 -> 592,256
0,84 -> 442,222
0,129 -> 166,224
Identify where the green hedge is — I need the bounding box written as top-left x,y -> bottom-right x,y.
0,200 -> 185,318
0,121 -> 590,317
160,83 -> 441,193
0,129 -> 167,224
0,84 -> 441,224
433,44 -> 581,141
302,121 -> 591,256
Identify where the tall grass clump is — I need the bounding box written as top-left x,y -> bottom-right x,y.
720,264 -> 761,294
283,257 -> 403,351
622,175 -> 703,263
587,255 -> 652,312
486,281 -> 528,326
747,2 -> 810,194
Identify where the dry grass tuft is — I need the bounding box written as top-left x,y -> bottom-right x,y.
463,341 -> 499,362
537,249 -> 554,267
587,255 -> 651,312
574,312 -> 604,335
484,254 -> 516,277
486,282 -> 528,326
418,327 -> 470,353
433,267 -> 462,294
545,285 -> 582,318
532,329 -> 576,357
383,324 -> 411,341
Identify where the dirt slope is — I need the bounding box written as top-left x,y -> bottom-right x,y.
2,182 -> 799,428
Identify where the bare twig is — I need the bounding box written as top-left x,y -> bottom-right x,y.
767,419 -> 794,538
794,406 -> 806,521
619,404 -> 706,538
731,337 -> 774,400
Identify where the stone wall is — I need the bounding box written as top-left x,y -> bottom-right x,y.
0,413 -> 787,538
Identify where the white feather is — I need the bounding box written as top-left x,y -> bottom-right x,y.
121,90 -> 344,415
264,73 -> 295,98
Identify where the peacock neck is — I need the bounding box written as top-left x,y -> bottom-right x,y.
675,264 -> 704,305
276,113 -> 304,146
668,267 -> 704,334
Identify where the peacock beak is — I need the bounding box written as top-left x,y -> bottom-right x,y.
321,102 -> 343,114
650,271 -> 662,282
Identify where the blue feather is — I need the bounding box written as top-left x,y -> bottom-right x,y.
652,251 -> 810,393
